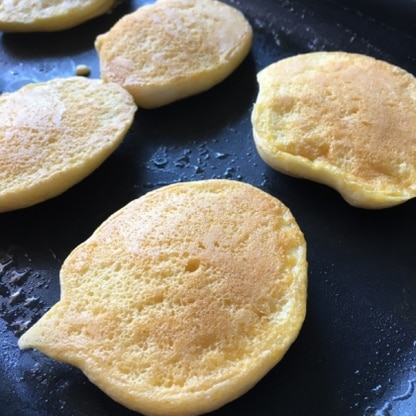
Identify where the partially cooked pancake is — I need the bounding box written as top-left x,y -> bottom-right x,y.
95,0 -> 253,108
252,51 -> 416,208
19,179 -> 307,416
0,76 -> 136,212
0,0 -> 118,32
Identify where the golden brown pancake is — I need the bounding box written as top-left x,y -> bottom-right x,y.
0,0 -> 118,32
0,76 -> 136,212
19,179 -> 307,416
95,0 -> 253,108
251,51 -> 416,208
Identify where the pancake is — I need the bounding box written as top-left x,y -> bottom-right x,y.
0,76 -> 136,213
251,51 -> 416,208
0,0 -> 118,32
18,179 -> 307,416
95,0 -> 253,108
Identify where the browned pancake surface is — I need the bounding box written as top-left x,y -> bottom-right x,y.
252,51 -> 416,208
19,179 -> 307,416
95,0 -> 253,108
0,77 -> 136,212
0,0 -> 117,32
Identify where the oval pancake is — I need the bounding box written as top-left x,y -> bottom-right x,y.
95,0 -> 253,108
0,77 -> 136,212
18,179 -> 307,416
0,0 -> 118,32
251,51 -> 416,209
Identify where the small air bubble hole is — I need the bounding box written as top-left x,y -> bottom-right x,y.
185,258 -> 200,273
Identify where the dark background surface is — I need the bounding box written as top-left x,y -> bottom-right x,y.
0,0 -> 416,415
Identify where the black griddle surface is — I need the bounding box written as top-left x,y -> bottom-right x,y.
1,1 -> 416,415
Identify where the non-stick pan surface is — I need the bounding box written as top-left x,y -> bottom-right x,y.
0,1 -> 416,415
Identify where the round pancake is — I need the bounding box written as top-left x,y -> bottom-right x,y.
0,0 -> 117,32
251,51 -> 416,209
18,179 -> 307,416
95,0 -> 253,108
0,76 -> 136,212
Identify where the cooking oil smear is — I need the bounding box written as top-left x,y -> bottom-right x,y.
1,58 -> 77,93
360,345 -> 416,415
0,250 -> 49,337
145,143 -> 246,187
364,383 -> 416,416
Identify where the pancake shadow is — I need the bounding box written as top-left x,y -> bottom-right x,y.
133,52 -> 258,147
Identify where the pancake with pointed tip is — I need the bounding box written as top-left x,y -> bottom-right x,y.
95,0 -> 253,108
0,76 -> 136,212
252,51 -> 416,208
19,179 -> 307,416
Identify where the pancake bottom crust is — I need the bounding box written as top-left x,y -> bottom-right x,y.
0,0 -> 117,32
19,179 -> 307,416
95,0 -> 253,108
252,51 -> 416,208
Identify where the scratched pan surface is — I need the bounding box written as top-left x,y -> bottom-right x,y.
1,1 -> 416,415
